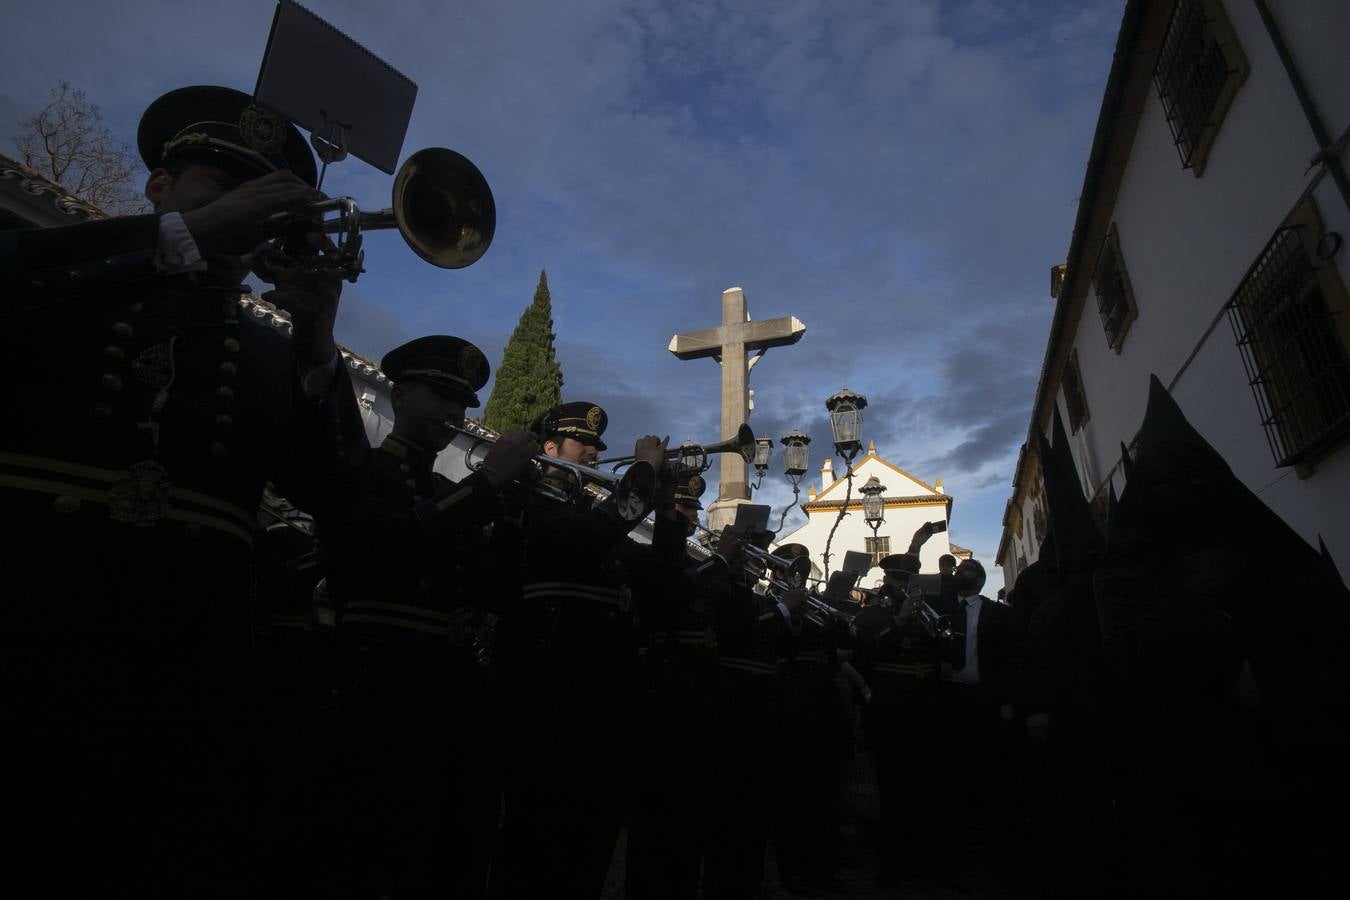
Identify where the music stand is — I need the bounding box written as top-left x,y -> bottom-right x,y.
254,0 -> 418,182
731,504 -> 772,535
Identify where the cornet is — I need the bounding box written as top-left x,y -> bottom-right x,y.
599,424 -> 756,474
250,147 -> 495,282
444,422 -> 655,524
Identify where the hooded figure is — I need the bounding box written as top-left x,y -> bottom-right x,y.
1094,375 -> 1350,898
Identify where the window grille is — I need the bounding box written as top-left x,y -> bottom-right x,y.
1153,0 -> 1249,174
1063,349 -> 1091,433
1093,226 -> 1138,351
864,535 -> 891,567
1226,205 -> 1350,467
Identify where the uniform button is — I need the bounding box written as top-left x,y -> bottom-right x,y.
209,442 -> 229,461
101,374 -> 123,392
112,322 -> 134,338
67,268 -> 82,280
400,463 -> 411,473
219,362 -> 238,377
52,495 -> 82,514
223,338 -> 241,353
405,478 -> 418,489
217,386 -> 234,401
90,404 -> 114,423
127,302 -> 143,313
215,414 -> 233,429
103,346 -> 126,363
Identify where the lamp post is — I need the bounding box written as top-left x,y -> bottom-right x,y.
773,428 -> 811,532
751,438 -> 774,491
822,387 -> 868,577
861,475 -> 886,538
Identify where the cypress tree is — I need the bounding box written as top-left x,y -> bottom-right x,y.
484,270 -> 565,432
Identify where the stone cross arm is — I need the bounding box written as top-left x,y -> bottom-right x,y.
667,315 -> 807,360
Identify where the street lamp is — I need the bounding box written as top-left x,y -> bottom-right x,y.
823,387 -> 869,577
752,438 -> 774,490
825,387 -> 868,460
772,428 -> 812,533
780,428 -> 811,478
860,475 -> 887,536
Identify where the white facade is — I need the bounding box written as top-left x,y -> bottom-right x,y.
999,0 -> 1350,588
776,443 -> 961,590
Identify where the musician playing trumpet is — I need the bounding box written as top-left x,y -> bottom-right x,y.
853,552 -> 955,887
492,401 -> 687,900
0,84 -> 374,894
316,335 -> 537,899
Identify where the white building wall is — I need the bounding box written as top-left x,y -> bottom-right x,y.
1065,0 -> 1350,570
776,454 -> 955,588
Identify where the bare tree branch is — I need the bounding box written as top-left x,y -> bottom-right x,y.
14,81 -> 148,215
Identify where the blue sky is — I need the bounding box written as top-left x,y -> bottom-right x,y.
2,0 -> 1126,590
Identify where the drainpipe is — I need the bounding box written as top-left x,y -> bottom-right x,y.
1253,0 -> 1350,214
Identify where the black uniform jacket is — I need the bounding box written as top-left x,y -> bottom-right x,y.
0,214 -> 366,633
319,433 -> 504,640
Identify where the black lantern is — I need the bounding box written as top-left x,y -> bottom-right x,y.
860,474 -> 886,534
826,387 -> 867,459
780,428 -> 811,478
751,438 -> 774,490
754,438 -> 774,472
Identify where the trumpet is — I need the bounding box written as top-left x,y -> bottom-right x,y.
445,422 -> 654,523
250,147 -> 495,283
911,596 -> 955,641
857,584 -> 953,640
599,424 -> 756,473
692,523 -> 811,591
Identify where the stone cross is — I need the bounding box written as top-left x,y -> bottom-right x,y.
668,287 -> 806,530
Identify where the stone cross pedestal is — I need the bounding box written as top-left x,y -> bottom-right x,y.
668,287 -> 806,531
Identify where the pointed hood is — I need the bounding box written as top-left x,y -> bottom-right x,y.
1035,406 -> 1104,575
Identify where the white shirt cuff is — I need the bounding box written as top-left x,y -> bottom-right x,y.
299,352 -> 340,398
155,212 -> 207,273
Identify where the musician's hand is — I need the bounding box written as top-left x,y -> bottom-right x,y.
781,588 -> 806,613
481,430 -> 539,488
894,596 -> 917,626
181,171 -> 321,257
264,233 -> 342,368
716,526 -> 744,566
633,435 -> 669,471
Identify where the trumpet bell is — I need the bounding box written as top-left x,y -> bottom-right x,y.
392,147 -> 496,269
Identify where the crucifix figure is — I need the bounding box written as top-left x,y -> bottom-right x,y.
669,287 -> 806,531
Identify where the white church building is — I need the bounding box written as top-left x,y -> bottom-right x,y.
776,442 -> 969,590
998,0 -> 1350,588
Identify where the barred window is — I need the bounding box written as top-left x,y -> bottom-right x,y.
1062,349 -> 1091,433
1226,198 -> 1350,468
1093,225 -> 1138,352
864,535 -> 891,567
1153,0 -> 1249,176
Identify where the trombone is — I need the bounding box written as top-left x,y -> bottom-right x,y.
445,422 -> 655,523
250,147 -> 496,283
599,424 -> 756,474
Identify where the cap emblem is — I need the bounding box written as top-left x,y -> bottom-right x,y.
586,406 -> 603,431
687,474 -> 706,498
239,104 -> 286,153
